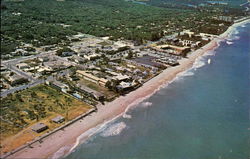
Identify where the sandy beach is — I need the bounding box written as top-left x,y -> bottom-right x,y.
6,18 -> 250,159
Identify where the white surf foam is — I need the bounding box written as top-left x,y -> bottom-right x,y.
100,122 -> 127,137
141,101 -> 153,108
232,29 -> 240,35
67,118 -> 118,155
226,41 -> 234,45
181,71 -> 195,77
51,145 -> 72,159
233,36 -> 240,40
61,20 -> 250,158
193,58 -> 206,70
206,49 -> 216,56
123,113 -> 132,119
241,24 -> 246,28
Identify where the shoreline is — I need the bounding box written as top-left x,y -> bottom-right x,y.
6,18 -> 250,159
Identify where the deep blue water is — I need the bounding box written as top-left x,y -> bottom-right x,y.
64,22 -> 250,159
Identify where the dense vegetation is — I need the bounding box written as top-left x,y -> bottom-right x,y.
1,0 -> 246,55
0,0 -> 201,54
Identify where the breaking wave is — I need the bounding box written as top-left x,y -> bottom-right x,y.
100,122 -> 127,137
123,113 -> 132,119
141,101 -> 153,107
193,58 -> 206,70
233,36 -> 240,40
53,20 -> 249,159
241,24 -> 246,28
69,122 -> 107,152
226,41 -> 234,45
51,145 -> 72,159
178,71 -> 195,77
232,29 -> 239,35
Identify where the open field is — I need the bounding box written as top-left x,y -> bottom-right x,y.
0,84 -> 92,154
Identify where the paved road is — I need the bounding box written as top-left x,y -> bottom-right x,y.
5,64 -> 34,81
0,79 -> 45,97
2,51 -> 54,65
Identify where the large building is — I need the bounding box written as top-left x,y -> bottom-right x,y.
76,84 -> 105,101
155,44 -> 191,57
76,70 -> 108,87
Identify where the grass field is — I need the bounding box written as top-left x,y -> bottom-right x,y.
0,84 -> 93,154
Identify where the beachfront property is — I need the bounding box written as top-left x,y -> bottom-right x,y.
76,70 -> 108,87
155,44 -> 191,57
75,84 -> 105,101
111,73 -> 130,82
116,81 -> 138,92
2,0 -> 249,157
217,16 -> 233,22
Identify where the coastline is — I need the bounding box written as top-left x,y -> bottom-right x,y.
7,18 -> 250,159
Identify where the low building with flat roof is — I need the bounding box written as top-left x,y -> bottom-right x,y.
76,70 -> 108,87
51,115 -> 65,123
31,123 -> 48,133
76,84 -> 105,101
155,44 -> 191,57
16,63 -> 30,69
112,74 -> 130,82
50,81 -> 69,93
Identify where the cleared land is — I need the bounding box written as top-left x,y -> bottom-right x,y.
0,84 -> 92,154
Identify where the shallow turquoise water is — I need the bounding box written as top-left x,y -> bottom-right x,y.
64,23 -> 250,159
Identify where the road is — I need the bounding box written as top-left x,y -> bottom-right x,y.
0,79 -> 45,97
0,51 -> 72,97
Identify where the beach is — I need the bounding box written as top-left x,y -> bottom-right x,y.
7,18 -> 250,159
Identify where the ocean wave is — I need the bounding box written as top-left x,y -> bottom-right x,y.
232,29 -> 239,35
67,118 -> 116,155
141,101 -> 153,107
226,41 -> 234,45
123,113 -> 132,119
193,58 -> 206,70
206,50 -> 216,56
55,20 -> 249,159
51,145 -> 72,159
179,71 -> 195,77
100,122 -> 127,137
241,24 -> 246,28
233,36 -> 240,40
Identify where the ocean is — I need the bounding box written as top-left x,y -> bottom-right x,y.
63,22 -> 250,159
